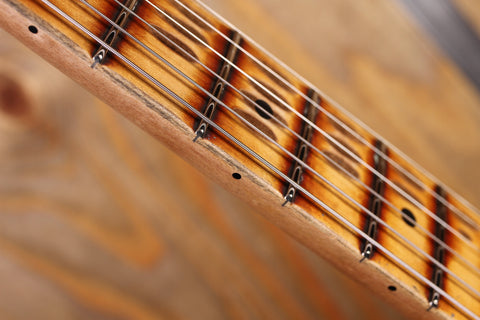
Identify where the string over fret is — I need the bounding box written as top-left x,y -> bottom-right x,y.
360,140 -> 388,261
428,186 -> 448,310
91,0 -> 140,67
282,89 -> 321,205
193,30 -> 242,141
23,0 -> 480,317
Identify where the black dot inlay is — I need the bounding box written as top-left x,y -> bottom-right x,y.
388,285 -> 397,292
232,173 -> 241,180
254,99 -> 273,119
28,25 -> 38,34
401,208 -> 416,227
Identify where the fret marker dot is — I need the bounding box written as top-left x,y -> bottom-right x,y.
254,99 -> 273,119
232,173 -> 241,180
388,285 -> 397,292
28,25 -> 38,34
401,208 -> 416,227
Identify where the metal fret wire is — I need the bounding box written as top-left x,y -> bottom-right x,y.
148,0 -> 480,257
83,0 -> 480,300
111,0 -> 480,277
81,0 -> 480,307
39,0 -> 479,318
174,0 -> 480,242
189,0 -> 480,224
176,0 -> 480,235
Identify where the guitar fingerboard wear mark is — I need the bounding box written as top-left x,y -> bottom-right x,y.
282,89 -> 321,206
162,10 -> 209,44
151,25 -> 199,62
428,186 -> 448,311
91,0 -> 140,67
193,30 -> 242,141
360,140 -> 388,261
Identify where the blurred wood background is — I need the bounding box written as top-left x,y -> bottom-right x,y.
1,0 -> 479,319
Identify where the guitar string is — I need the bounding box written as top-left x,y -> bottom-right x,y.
175,0 -> 480,229
186,0 -> 480,225
373,0 -> 480,220
110,0 -> 480,276
77,0 -> 480,300
38,2 -> 480,317
174,0 -> 478,230
139,0 -> 480,255
145,0 -> 480,254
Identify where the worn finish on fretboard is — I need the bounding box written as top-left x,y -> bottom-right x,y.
323,150 -> 360,179
151,25 -> 198,62
232,108 -> 277,142
282,88 -> 321,205
193,30 -> 241,140
170,0 -> 210,30
325,134 -> 361,163
249,78 -> 290,111
3,0 -> 480,319
91,0 -> 140,67
428,186 -> 449,310
393,181 -> 422,204
327,116 -> 362,143
360,140 -> 388,260
160,9 -> 209,44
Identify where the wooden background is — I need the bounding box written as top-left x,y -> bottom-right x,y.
1,0 -> 479,319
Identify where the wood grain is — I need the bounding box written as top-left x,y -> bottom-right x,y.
204,0 -> 480,208
0,30 -> 402,320
1,0 -> 480,319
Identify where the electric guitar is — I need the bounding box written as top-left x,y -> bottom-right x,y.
1,0 -> 479,319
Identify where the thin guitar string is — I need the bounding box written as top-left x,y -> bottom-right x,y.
78,0 -> 480,300
146,0 -> 480,254
38,2 -> 479,317
141,0 -> 480,254
111,0 -> 480,277
379,0 -> 480,221
176,0 -> 478,230
175,0 -> 480,229
123,0 -> 480,274
186,0 -> 480,225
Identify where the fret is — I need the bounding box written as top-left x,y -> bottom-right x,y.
282,89 -> 321,205
360,140 -> 388,260
428,186 -> 448,310
4,0 -> 480,319
91,0 -> 140,68
193,30 -> 242,141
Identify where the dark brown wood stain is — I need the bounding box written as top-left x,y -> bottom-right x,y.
326,135 -> 361,163
151,25 -> 198,62
250,79 -> 289,111
323,150 -> 360,179
162,10 -> 209,44
233,108 -> 277,142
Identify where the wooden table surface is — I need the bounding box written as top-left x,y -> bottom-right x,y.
0,0 -> 479,319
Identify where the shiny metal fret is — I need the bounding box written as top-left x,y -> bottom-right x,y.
91,0 -> 140,67
282,89 -> 321,206
428,186 -> 448,310
360,140 -> 388,261
193,31 -> 242,141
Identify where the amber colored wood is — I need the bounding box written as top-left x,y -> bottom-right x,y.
1,0 -> 480,319
206,0 -> 480,208
0,30 -> 404,320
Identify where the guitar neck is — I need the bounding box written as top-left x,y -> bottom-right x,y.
1,0 -> 479,319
